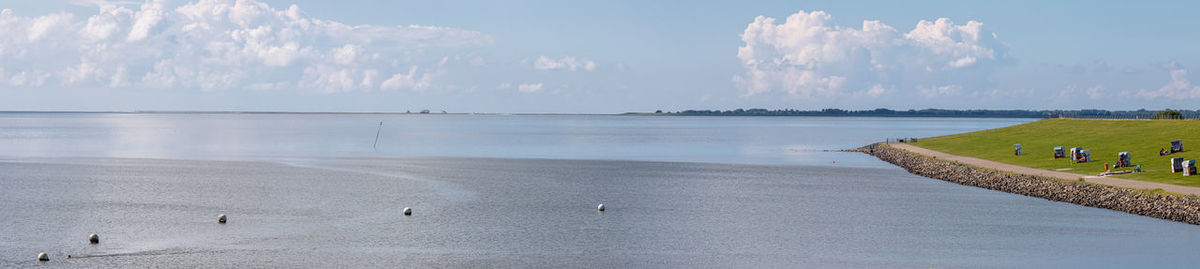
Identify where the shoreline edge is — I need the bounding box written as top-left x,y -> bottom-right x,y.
860,143 -> 1200,225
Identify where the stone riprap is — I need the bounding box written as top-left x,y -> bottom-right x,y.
862,143 -> 1200,225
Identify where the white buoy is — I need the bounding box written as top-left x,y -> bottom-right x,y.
597,204 -> 606,212
403,207 -> 412,216
89,233 -> 99,244
218,214 -> 227,224
38,252 -> 49,261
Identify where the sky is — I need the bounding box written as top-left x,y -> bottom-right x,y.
0,0 -> 1197,113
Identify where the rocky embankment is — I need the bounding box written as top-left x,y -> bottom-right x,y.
860,143 -> 1200,225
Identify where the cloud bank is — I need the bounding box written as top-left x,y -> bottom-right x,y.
734,10 -> 1006,98
0,0 -> 489,93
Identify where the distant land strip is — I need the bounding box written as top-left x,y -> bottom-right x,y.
628,108 -> 1200,119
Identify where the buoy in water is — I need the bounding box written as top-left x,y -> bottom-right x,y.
597,204 -> 606,212
403,207 -> 412,216
38,252 -> 49,261
218,214 -> 227,224
89,233 -> 99,244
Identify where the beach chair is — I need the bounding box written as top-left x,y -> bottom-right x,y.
1078,150 -> 1091,163
1185,160 -> 1197,176
1171,140 -> 1184,153
1014,144 -> 1022,156
1053,146 -> 1065,159
1116,152 -> 1131,168
1070,147 -> 1082,161
1172,157 -> 1185,173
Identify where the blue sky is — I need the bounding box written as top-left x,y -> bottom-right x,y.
0,0 -> 1197,113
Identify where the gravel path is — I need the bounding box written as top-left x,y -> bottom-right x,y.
889,142 -> 1200,196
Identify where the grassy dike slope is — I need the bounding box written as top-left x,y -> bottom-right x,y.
914,118 -> 1200,187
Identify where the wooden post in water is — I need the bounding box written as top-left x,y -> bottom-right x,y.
373,121 -> 383,151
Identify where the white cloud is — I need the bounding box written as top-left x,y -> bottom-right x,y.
125,0 -> 165,42
496,82 -> 512,89
919,84 -> 963,97
1057,84 -> 1107,99
518,83 -> 543,93
948,57 -> 977,68
0,0 -> 489,92
734,10 -> 1005,98
864,84 -> 887,97
380,66 -> 438,92
1138,69 -> 1200,99
532,56 -> 596,71
80,6 -> 130,40
28,12 -> 73,42
330,44 -> 360,66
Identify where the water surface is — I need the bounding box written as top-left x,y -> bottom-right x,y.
0,113 -> 1023,165
2,114 -> 1197,268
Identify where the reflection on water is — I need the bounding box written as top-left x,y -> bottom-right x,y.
0,113 -> 1032,166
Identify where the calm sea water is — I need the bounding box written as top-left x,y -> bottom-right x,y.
1,113 -> 1199,268
0,113 -> 1022,164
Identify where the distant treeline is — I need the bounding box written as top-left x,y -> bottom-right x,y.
654,108 -> 1200,119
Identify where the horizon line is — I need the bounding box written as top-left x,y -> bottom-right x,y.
0,110 -> 628,115
0,108 -> 1182,115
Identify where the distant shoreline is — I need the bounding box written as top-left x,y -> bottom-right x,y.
627,108 -> 1200,119
622,112 -> 1050,118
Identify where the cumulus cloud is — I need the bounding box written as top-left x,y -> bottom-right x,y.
380,66 -> 440,92
532,56 -> 596,71
517,83 -> 543,93
1137,69 -> 1200,99
0,0 -> 489,93
864,84 -> 887,97
734,10 -> 1006,98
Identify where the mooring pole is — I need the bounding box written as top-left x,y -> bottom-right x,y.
373,121 -> 383,151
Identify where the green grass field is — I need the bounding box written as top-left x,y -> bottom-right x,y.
913,118 -> 1200,187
